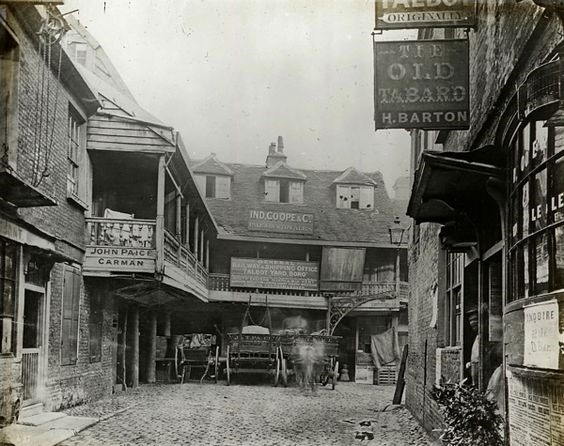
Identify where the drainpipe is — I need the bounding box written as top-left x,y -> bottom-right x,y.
156,155 -> 166,274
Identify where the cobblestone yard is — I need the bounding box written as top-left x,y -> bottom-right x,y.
60,381 -> 435,446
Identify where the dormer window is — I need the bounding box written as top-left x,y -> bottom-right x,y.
336,185 -> 374,210
265,178 -> 303,203
195,174 -> 231,199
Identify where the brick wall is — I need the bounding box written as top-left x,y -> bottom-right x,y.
3,7 -> 116,412
45,271 -> 116,411
406,223 -> 443,435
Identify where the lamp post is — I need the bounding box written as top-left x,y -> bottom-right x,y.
389,216 -> 406,300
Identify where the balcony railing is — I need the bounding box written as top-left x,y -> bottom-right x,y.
163,229 -> 208,286
86,217 -> 156,248
208,273 -> 409,300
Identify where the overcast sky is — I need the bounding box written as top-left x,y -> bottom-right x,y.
60,0 -> 413,196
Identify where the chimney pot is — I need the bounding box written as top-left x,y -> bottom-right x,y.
277,136 -> 284,153
269,142 -> 276,154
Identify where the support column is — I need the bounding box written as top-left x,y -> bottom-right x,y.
199,228 -> 205,263
163,311 -> 171,337
127,305 -> 139,388
193,216 -> 199,258
176,195 -> 182,239
146,312 -> 157,383
156,155 -> 166,273
206,239 -> 210,269
185,203 -> 190,247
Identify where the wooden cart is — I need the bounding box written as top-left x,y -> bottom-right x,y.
225,298 -> 280,386
178,333 -> 220,384
277,333 -> 341,390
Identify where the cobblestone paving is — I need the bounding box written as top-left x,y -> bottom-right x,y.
61,381 -> 435,446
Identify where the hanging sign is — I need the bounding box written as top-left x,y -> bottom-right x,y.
523,299 -> 560,369
375,0 -> 476,30
374,39 -> 470,130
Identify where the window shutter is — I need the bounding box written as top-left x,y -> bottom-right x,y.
194,175 -> 206,194
289,181 -> 303,204
264,179 -> 279,202
359,186 -> 374,209
61,267 -> 80,365
336,185 -> 350,208
215,176 -> 231,199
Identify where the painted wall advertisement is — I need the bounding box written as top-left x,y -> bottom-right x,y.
230,257 -> 319,291
523,300 -> 560,369
374,39 -> 470,130
84,246 -> 156,273
375,0 -> 476,30
248,209 -> 314,235
507,368 -> 564,445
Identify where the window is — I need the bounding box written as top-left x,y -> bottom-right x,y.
89,289 -> 103,363
508,121 -> 564,301
67,106 -> 85,202
61,266 -> 80,365
195,174 -> 230,199
0,25 -> 19,170
336,185 -> 374,209
265,178 -> 303,203
0,239 -> 18,355
445,252 -> 463,347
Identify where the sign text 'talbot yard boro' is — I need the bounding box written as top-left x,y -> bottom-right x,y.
374,39 -> 469,130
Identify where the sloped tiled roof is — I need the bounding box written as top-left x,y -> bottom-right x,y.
262,161 -> 307,180
200,160 -> 401,245
333,167 -> 378,186
193,154 -> 234,176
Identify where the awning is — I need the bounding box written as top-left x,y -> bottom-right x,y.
114,282 -> 208,307
0,171 -> 57,207
407,145 -> 505,224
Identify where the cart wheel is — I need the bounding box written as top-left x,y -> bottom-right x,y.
281,357 -> 288,387
274,352 -> 280,387
332,360 -> 339,390
214,346 -> 219,384
226,346 -> 231,386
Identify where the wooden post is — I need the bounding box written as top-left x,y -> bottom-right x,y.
193,217 -> 199,258
175,195 -> 182,239
199,228 -> 205,263
127,305 -> 139,388
146,312 -> 157,383
393,344 -> 408,404
206,239 -> 210,269
185,203 -> 190,247
156,155 -> 166,273
163,311 -> 171,337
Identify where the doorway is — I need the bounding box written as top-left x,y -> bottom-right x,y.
21,289 -> 43,403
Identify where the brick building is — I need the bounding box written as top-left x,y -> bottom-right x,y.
405,2 -> 564,444
193,139 -> 409,384
0,2 -> 100,422
0,2 -> 216,423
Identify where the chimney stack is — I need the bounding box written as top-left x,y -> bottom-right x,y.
265,136 -> 288,168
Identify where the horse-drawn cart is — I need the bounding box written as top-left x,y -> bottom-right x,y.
225,326 -> 280,385
277,333 -> 340,390
178,333 -> 219,384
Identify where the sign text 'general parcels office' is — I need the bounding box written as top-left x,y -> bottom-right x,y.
374,39 -> 469,130
375,0 -> 476,30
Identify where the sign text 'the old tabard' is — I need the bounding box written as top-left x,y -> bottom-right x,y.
374,39 -> 470,130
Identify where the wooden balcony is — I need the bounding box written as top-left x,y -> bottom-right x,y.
208,273 -> 409,308
84,219 -> 208,300
518,60 -> 559,120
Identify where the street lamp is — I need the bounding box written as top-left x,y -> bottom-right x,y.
389,216 -> 406,299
